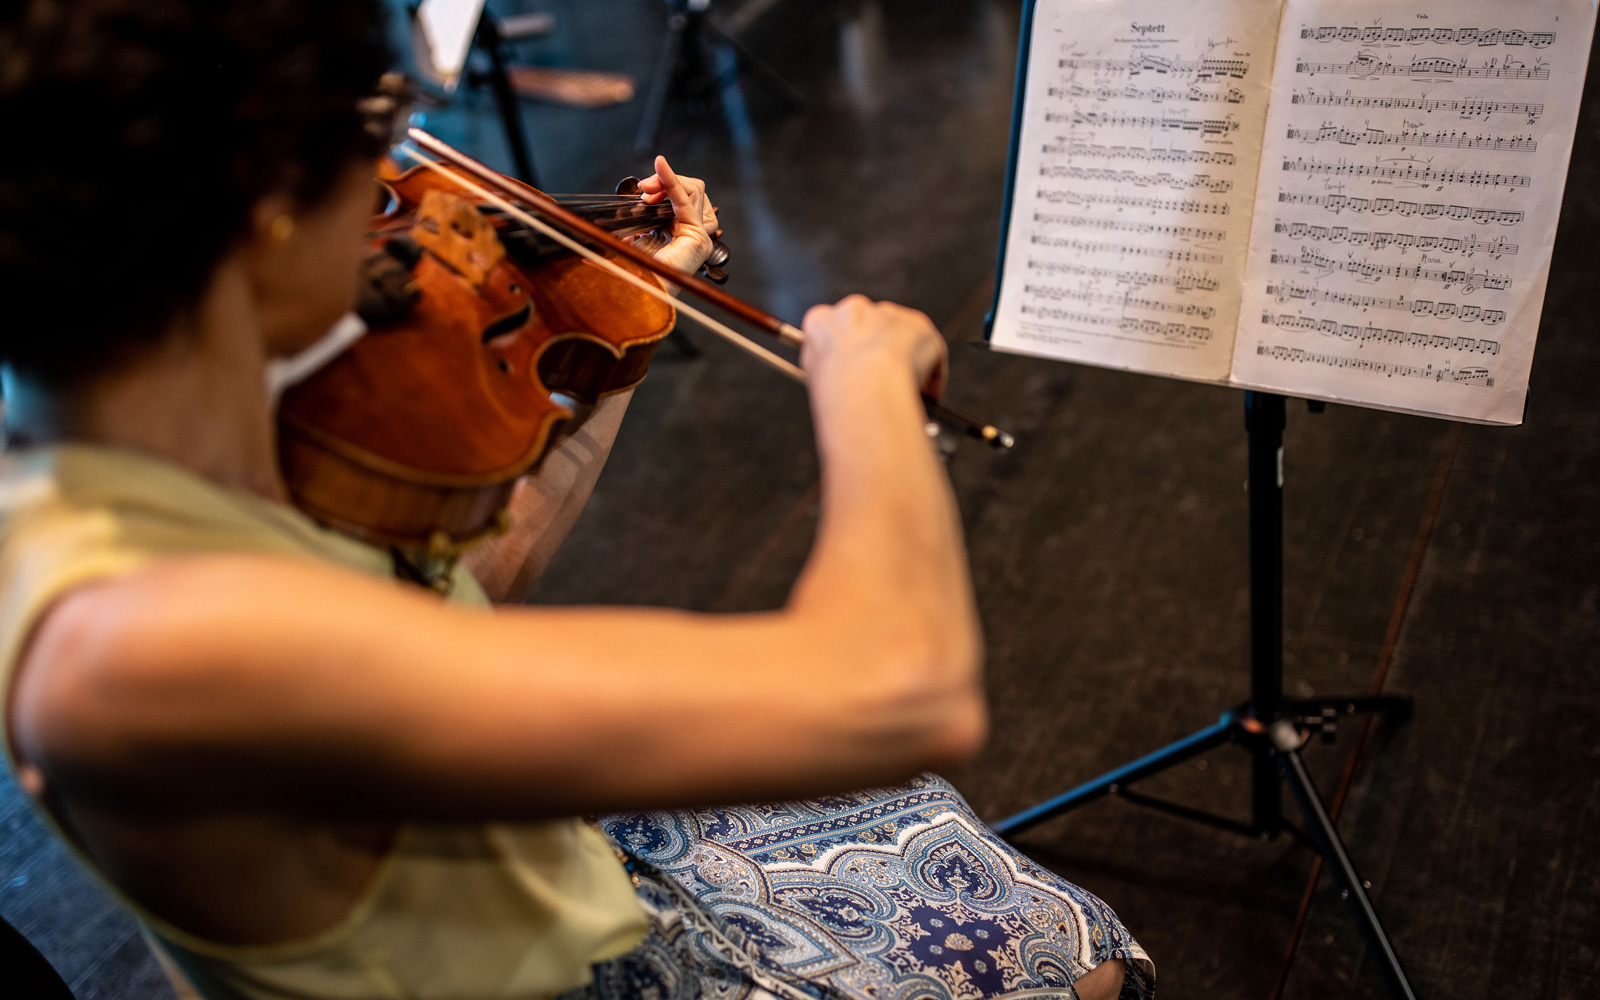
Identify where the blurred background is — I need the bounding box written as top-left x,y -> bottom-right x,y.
2,1 -> 1596,997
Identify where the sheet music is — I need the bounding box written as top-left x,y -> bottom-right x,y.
416,0 -> 487,90
989,0 -> 1283,381
1232,0 -> 1595,423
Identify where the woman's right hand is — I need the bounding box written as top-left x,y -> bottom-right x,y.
800,295 -> 949,400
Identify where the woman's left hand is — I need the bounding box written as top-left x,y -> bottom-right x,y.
637,155 -> 718,275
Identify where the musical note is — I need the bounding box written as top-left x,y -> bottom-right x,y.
1269,221 -> 1518,257
1263,282 -> 1506,324
1045,110 -> 1241,134
1033,213 -> 1227,243
1025,258 -> 1221,292
1047,83 -> 1247,104
1254,344 -> 1495,386
1030,235 -> 1225,263
1040,165 -> 1234,192
1276,192 -> 1524,225
1036,189 -> 1231,215
1269,246 -> 1513,290
1291,89 -> 1543,122
1042,143 -> 1237,166
1058,55 -> 1249,79
1297,26 -> 1554,48
1284,125 -> 1536,151
1024,283 -> 1219,320
1281,157 -> 1531,188
1261,313 -> 1502,353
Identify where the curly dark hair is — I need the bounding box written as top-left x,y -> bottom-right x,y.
0,0 -> 393,386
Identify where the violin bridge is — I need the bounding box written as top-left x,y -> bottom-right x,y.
411,189 -> 506,288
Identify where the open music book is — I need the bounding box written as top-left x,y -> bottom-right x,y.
985,0 -> 1595,424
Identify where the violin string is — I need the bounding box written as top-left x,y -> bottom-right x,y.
408,129 -> 806,350
398,138 -> 1014,449
394,145 -> 807,384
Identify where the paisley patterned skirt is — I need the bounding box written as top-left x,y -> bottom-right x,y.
563,775 -> 1153,1000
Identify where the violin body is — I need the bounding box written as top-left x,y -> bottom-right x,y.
278,162 -> 676,557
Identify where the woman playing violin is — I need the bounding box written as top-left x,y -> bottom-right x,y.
0,2 -> 1147,998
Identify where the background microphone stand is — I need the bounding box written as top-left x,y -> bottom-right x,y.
993,392 -> 1419,1000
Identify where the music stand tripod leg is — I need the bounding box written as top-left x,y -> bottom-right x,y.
1268,720 -> 1419,1000
475,14 -> 540,186
701,12 -> 807,109
991,712 -> 1237,837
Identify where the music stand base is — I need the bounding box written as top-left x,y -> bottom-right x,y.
993,392 -> 1420,1000
993,700 -> 1416,999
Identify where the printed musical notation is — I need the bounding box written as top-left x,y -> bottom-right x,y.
1030,235 -> 1224,264
1291,89 -> 1543,122
1253,344 -> 1495,387
1225,0 -> 1592,424
1296,53 -> 1550,80
1262,313 -> 1502,353
996,0 -> 1280,378
1042,143 -> 1237,165
1284,125 -> 1536,151
1269,247 -> 1512,290
1040,165 -> 1234,192
1033,213 -> 1228,243
1021,304 -> 1213,340
1025,258 -> 1221,293
1298,26 -> 1554,47
1270,221 -> 1518,257
1277,192 -> 1524,225
1025,283 -> 1219,320
1281,157 -> 1531,188
1059,55 -> 1250,79
1048,83 -> 1247,104
1265,282 -> 1506,325
991,0 -> 1589,421
1036,189 -> 1231,216
1044,110 -> 1241,134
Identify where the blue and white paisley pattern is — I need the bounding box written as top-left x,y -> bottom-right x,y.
566,775 -> 1153,1000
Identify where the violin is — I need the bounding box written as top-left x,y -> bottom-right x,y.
277,131 -> 1013,578
277,160 -> 680,565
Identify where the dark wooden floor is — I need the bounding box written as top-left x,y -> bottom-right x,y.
2,1 -> 1596,997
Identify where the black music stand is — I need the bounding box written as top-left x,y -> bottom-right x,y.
410,1 -> 542,186
470,11 -> 540,187
634,0 -> 805,152
992,392 -> 1419,999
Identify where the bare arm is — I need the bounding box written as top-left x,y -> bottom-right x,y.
11,298 -> 982,821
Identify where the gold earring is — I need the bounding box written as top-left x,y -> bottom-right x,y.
269,215 -> 295,242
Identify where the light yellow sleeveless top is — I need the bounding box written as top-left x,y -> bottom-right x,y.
0,444 -> 647,1000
